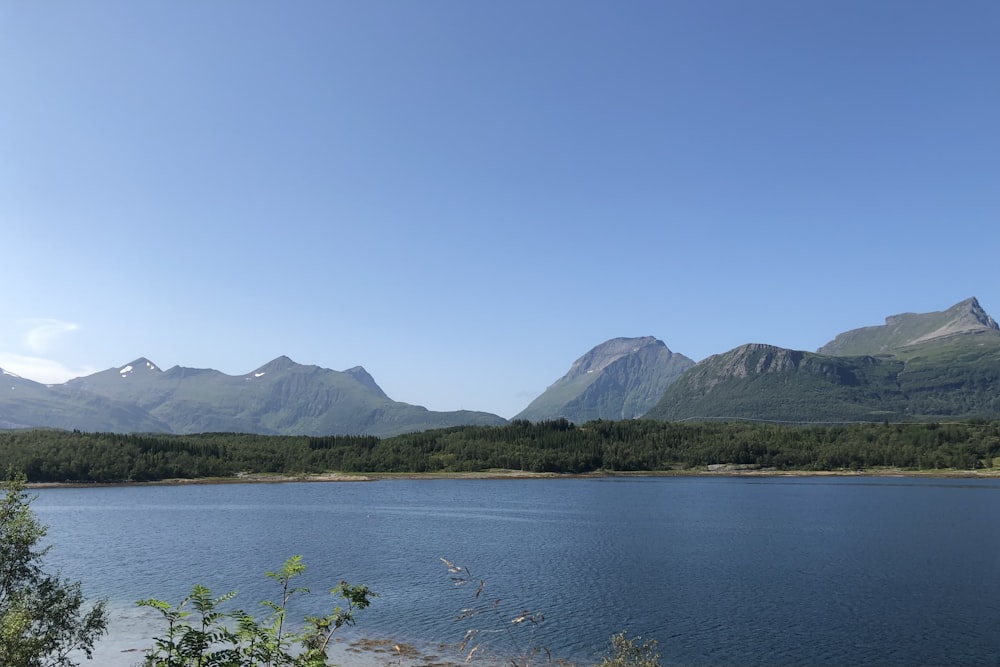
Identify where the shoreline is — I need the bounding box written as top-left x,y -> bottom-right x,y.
26,466 -> 1000,489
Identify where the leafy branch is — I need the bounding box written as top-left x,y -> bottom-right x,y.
139,556 -> 374,667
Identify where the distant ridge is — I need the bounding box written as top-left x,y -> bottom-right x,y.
0,356 -> 505,437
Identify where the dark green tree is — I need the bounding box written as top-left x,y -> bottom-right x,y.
0,474 -> 108,667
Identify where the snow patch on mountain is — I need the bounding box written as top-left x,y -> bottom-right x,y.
119,358 -> 160,377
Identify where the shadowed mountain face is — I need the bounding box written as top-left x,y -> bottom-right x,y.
0,357 -> 506,437
515,337 -> 695,423
647,298 -> 1000,423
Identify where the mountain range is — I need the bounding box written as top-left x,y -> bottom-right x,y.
0,356 -> 505,437
2,297 -> 999,435
646,297 -> 1000,422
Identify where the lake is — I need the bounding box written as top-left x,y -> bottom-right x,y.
31,476 -> 1000,667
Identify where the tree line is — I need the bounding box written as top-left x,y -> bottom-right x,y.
2,419 -> 1000,483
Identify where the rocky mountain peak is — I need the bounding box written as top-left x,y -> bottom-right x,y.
564,336 -> 666,380
118,358 -> 160,377
252,355 -> 302,375
713,344 -> 803,379
886,297 -> 999,346
946,296 -> 997,330
818,298 -> 1000,356
343,366 -> 389,399
514,336 -> 694,422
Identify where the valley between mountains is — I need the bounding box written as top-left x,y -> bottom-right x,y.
2,297 -> 998,437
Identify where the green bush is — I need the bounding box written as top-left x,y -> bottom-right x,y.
139,556 -> 374,667
597,631 -> 661,667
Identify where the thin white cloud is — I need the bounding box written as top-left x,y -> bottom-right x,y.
21,319 -> 80,353
0,354 -> 97,385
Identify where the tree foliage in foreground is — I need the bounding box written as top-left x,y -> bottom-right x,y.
0,474 -> 108,667
140,556 -> 374,667
2,419 -> 1000,482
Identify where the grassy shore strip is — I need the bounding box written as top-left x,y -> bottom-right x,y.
25,466 -> 1000,488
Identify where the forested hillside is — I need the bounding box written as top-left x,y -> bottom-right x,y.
3,419 -> 999,483
648,335 -> 1000,422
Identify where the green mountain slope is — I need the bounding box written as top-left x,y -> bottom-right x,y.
817,297 -> 998,356
0,368 -> 174,432
645,344 -> 909,422
514,337 -> 694,423
5,356 -> 506,437
647,298 -> 1000,423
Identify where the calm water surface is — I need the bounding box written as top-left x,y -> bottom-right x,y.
32,477 -> 1000,666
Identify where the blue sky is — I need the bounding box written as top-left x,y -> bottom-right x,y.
1,1 -> 997,418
